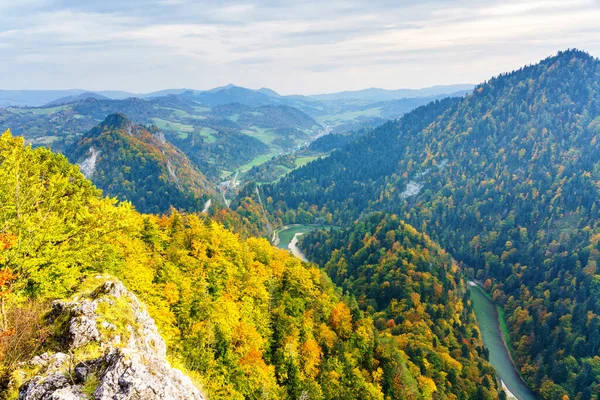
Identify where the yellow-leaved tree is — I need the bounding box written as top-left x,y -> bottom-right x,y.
0,130 -> 420,399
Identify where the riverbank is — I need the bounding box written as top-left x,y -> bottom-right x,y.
501,380 -> 518,400
274,224 -> 337,261
469,281 -> 517,360
289,233 -> 308,262
272,224 -> 336,249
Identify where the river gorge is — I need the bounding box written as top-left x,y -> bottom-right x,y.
275,226 -> 539,400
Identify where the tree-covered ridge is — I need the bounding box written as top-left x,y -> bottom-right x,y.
261,49 -> 600,398
261,96 -> 461,224
301,213 -> 501,399
68,113 -> 214,214
0,131 -> 498,399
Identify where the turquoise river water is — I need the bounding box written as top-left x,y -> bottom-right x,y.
469,283 -> 538,400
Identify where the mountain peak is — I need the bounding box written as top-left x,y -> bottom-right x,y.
257,87 -> 280,97
556,48 -> 592,60
539,48 -> 595,68
98,112 -> 133,132
42,91 -> 110,107
206,83 -> 238,93
71,113 -> 214,213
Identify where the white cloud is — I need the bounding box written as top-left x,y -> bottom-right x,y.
0,0 -> 599,93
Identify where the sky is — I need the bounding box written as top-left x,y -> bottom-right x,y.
1,0 -> 600,95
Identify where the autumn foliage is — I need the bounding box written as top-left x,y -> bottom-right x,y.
0,130 -> 443,399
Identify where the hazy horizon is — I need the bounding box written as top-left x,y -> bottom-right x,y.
2,0 -> 600,95
0,82 -> 477,97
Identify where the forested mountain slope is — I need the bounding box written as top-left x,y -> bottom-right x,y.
69,113 -> 214,214
0,131 -> 499,399
301,213 -> 501,399
262,50 -> 600,398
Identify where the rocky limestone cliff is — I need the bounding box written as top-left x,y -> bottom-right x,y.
11,278 -> 205,400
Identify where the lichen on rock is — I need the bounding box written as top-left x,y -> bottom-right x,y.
14,278 -> 205,400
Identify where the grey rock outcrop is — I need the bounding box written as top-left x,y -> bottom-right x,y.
17,278 -> 205,400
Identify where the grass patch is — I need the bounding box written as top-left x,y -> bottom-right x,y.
6,361 -> 45,399
32,136 -> 61,145
198,127 -> 217,143
166,108 -> 192,118
151,118 -> 194,137
241,127 -> 279,145
317,107 -> 382,125
192,106 -> 211,113
73,342 -> 103,362
295,156 -> 319,168
69,275 -> 112,300
96,296 -> 136,346
236,151 -> 279,173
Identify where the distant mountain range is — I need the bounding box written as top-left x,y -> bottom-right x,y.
0,83 -> 474,108
0,90 -> 323,181
308,84 -> 475,101
44,92 -> 111,107
0,83 -> 471,183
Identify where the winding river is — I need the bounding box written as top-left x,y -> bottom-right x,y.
276,227 -> 537,400
274,225 -> 323,262
275,225 -> 312,249
469,282 -> 539,400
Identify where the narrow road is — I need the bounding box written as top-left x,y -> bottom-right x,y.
222,192 -> 230,208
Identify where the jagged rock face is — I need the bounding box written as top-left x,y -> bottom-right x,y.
77,147 -> 100,179
17,279 -> 205,400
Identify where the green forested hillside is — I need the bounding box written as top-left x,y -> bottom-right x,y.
0,131 -> 499,399
301,213 -> 501,399
69,113 -> 214,214
261,50 -> 600,398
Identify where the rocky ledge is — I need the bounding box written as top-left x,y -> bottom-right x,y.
12,278 -> 204,400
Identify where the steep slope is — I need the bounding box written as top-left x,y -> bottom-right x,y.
262,49 -> 600,398
69,113 -> 214,214
300,213 -> 501,399
0,130 -> 499,399
263,96 -> 460,221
